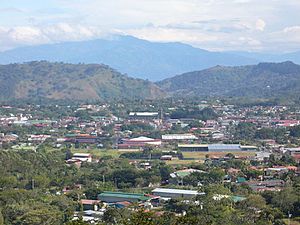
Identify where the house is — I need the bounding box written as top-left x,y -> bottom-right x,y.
65,134 -> 99,144
255,152 -> 272,161
62,184 -> 82,194
245,179 -> 285,192
118,136 -> 161,149
71,153 -> 92,162
80,199 -> 101,211
28,134 -> 51,142
160,155 -> 173,161
151,188 -> 204,199
285,148 -> 300,163
98,191 -> 150,203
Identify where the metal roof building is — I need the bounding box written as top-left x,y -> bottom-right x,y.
151,188 -> 204,199
178,144 -> 257,152
98,191 -> 150,203
208,144 -> 241,152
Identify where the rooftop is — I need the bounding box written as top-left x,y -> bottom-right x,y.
152,188 -> 202,195
98,191 -> 150,201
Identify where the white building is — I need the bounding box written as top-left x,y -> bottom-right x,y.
72,153 -> 92,162
152,188 -> 204,199
162,134 -> 198,141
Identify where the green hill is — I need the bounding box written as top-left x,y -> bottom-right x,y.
157,61 -> 300,99
0,61 -> 165,101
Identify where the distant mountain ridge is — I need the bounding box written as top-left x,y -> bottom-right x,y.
157,61 -> 300,99
0,35 -> 258,81
0,61 -> 164,101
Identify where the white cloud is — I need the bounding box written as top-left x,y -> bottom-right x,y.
255,19 -> 266,31
0,0 -> 299,52
283,26 -> 300,33
0,23 -> 108,51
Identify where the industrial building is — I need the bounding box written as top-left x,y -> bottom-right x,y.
178,144 -> 257,152
98,191 -> 150,203
151,188 -> 204,199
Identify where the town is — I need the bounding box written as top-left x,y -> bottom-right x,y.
0,99 -> 299,225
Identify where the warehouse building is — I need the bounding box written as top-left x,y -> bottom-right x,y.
98,191 -> 150,203
151,188 -> 204,199
178,144 -> 257,152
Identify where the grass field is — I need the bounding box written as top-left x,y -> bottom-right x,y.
71,149 -> 121,158
165,158 -> 204,165
71,148 -> 142,158
70,149 -> 255,165
283,219 -> 300,225
182,151 -> 257,160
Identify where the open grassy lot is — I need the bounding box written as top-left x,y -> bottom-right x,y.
182,151 -> 257,160
71,148 -> 142,158
71,148 -> 120,158
165,158 -> 204,165
283,219 -> 300,225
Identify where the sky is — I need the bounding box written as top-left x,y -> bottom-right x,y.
0,0 -> 299,52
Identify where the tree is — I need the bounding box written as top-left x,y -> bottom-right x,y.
239,194 -> 267,211
0,176 -> 17,189
271,187 -> 298,215
290,125 -> 300,137
0,210 -> 3,225
103,208 -> 128,225
123,209 -> 156,225
65,220 -> 90,225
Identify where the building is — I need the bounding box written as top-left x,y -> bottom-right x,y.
178,144 -> 208,152
285,148 -> 300,163
98,191 -> 150,203
118,136 -> 161,149
80,199 -> 101,211
151,188 -> 204,199
65,134 -> 99,144
129,112 -> 159,120
162,134 -> 198,141
178,144 -> 257,152
72,153 -> 92,162
245,179 -> 285,192
160,155 -> 173,160
28,134 -> 51,142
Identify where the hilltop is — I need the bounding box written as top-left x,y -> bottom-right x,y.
157,61 -> 300,99
0,61 -> 164,102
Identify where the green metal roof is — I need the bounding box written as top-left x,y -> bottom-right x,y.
98,191 -> 150,201
237,177 -> 247,183
65,134 -> 78,137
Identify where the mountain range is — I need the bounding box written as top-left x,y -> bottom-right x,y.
1,35 -> 300,81
157,61 -> 300,99
1,35 -> 300,82
0,35 -> 259,81
0,61 -> 300,102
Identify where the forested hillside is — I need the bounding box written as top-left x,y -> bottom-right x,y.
0,61 -> 165,101
158,61 -> 300,99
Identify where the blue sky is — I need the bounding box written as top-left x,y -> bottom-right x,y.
0,0 -> 299,52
